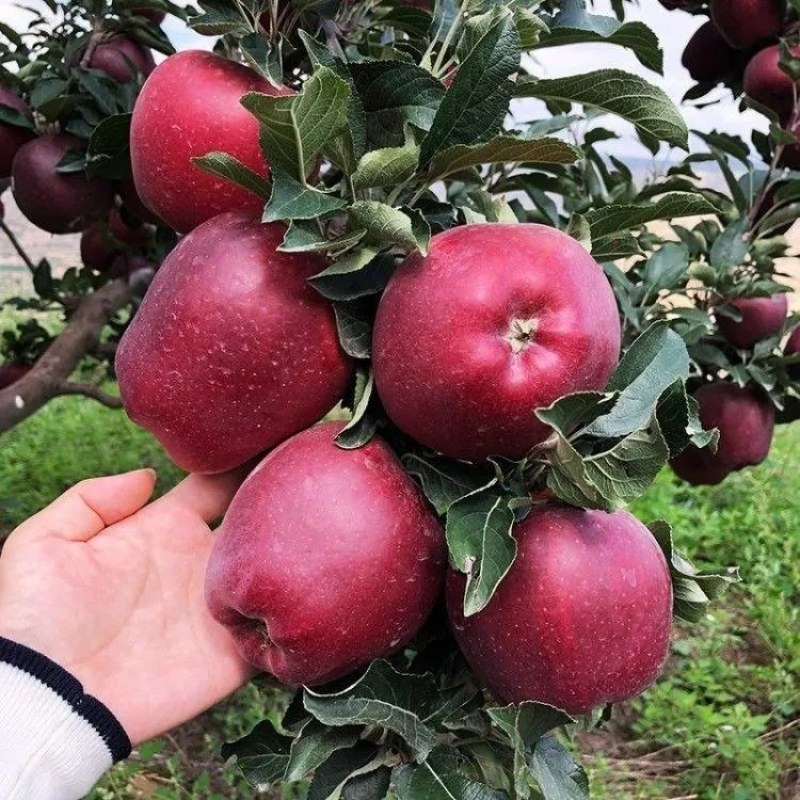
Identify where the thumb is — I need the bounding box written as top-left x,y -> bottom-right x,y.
12,469 -> 158,543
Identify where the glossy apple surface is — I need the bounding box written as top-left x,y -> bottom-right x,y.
710,0 -> 786,49
85,36 -> 155,83
682,22 -> 740,84
0,86 -> 35,178
130,50 -> 292,233
12,134 -> 114,234
205,422 -> 446,686
373,223 -> 621,460
116,211 -> 352,473
447,504 -> 672,714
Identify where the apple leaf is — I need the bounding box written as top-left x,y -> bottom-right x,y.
303,660 -> 441,760
649,522 -> 741,623
640,243 -> 690,298
306,743 -> 381,800
352,141 -> 420,190
537,3 -> 663,73
85,112 -> 132,179
348,201 -> 429,254
285,721 -> 363,783
221,720 -> 293,789
488,703 -> 576,799
341,765 -> 392,799
529,736 -> 590,800
265,169 -> 347,222
189,0 -> 252,36
333,301 -> 372,360
402,453 -> 497,515
192,151 -> 269,199
427,136 -> 580,183
392,746 -> 507,800
336,368 -> 377,449
349,61 -> 445,150
514,70 -> 687,151
446,490 -> 516,616
420,7 -> 520,165
279,221 -> 366,254
583,322 -> 690,439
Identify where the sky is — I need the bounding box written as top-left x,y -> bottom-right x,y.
0,0 -> 768,161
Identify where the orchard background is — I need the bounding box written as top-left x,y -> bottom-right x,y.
0,0 -> 799,798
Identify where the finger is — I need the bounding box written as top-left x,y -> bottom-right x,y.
13,469 -> 157,543
153,468 -> 247,524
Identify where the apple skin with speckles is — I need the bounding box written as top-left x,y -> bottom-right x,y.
130,50 -> 292,234
717,294 -> 788,349
372,223 -> 621,461
205,422 -> 447,687
446,504 -> 673,714
116,212 -> 352,473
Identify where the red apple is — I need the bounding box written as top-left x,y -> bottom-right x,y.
12,134 -> 114,234
0,86 -> 35,178
80,224 -> 120,271
717,293 -> 788,348
372,223 -> 621,461
682,22 -> 740,84
108,206 -> 153,246
783,325 -> 800,380
82,36 -> 155,83
116,211 -> 351,473
205,421 -> 446,687
0,362 -> 31,389
743,45 -> 799,121
710,0 -> 786,50
446,504 -> 672,714
130,50 -> 292,234
118,177 -> 161,226
670,382 -> 774,485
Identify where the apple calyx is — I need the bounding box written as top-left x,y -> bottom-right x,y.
505,317 -> 538,354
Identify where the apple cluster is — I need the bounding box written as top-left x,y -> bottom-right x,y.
105,46 -> 679,718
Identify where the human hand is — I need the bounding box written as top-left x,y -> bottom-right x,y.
0,469 -> 253,746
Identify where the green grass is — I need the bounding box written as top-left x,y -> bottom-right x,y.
0,394 -> 796,799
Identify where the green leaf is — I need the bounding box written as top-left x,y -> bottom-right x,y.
427,135 -> 580,182
352,142 -> 420,190
341,765 -> 392,799
307,743 -> 381,800
584,193 -> 717,241
280,220 -> 366,254
348,201 -> 427,253
285,720 -> 362,782
640,242 -> 689,297
709,216 -> 749,269
420,8 -> 521,165
488,703 -> 575,798
349,61 -> 445,149
393,746 -> 507,800
265,169 -> 347,222
86,112 -> 132,179
584,322 -> 690,439
189,0 -> 251,36
515,70 -> 688,150
221,720 -> 292,789
529,736 -> 590,800
192,152 -> 269,199
303,660 -> 440,759
402,453 -> 497,515
336,369 -> 377,449
334,301 -> 372,360
649,521 -> 740,623
308,251 -> 395,302
446,490 -> 516,617
538,5 -> 663,73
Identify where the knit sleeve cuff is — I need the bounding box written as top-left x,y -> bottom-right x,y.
0,636 -> 131,800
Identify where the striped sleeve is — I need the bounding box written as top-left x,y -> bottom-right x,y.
0,637 -> 131,800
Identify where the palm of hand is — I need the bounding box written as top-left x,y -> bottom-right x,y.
0,469 -> 252,746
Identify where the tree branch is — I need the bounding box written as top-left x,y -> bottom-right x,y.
55,381 -> 123,409
0,279 -> 131,433
0,218 -> 37,272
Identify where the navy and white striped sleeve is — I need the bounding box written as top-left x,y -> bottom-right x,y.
0,637 -> 131,800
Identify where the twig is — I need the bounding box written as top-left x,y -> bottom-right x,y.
0,217 -> 36,272
56,381 -> 122,409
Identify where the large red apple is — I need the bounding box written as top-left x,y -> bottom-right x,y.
682,22 -> 740,84
710,0 -> 786,50
743,45 -> 799,121
116,211 -> 351,473
205,422 -> 446,686
717,293 -> 788,348
446,504 -> 672,714
372,223 -> 621,461
130,50 -> 292,234
82,36 -> 155,83
0,86 -> 35,178
670,382 -> 775,485
11,134 -> 114,234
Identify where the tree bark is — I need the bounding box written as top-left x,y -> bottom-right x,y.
0,279 -> 131,433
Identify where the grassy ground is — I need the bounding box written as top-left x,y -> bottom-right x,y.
0,395 -> 797,799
